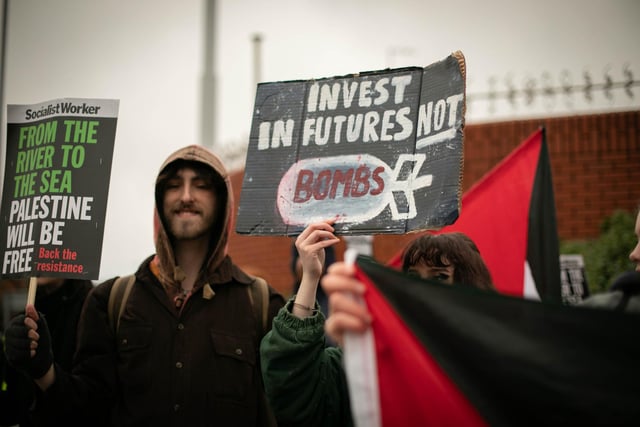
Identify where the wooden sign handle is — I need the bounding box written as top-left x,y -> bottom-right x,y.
26,276 -> 37,306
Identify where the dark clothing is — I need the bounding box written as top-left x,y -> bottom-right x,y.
35,256 -> 283,427
580,271 -> 640,312
29,145 -> 285,426
0,279 -> 93,427
260,299 -> 353,427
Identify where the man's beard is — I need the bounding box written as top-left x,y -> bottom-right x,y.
167,203 -> 215,241
169,216 -> 213,241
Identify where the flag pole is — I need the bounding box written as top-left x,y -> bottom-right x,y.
342,249 -> 382,427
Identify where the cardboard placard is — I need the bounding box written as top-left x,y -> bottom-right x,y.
0,98 -> 119,279
237,52 -> 465,236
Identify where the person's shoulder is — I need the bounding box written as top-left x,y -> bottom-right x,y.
230,262 -> 281,295
610,271 -> 640,294
579,272 -> 640,312
624,294 -> 640,313
230,263 -> 258,286
87,276 -> 121,302
579,291 -> 625,309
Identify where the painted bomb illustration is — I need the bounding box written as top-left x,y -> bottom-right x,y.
277,153 -> 432,225
237,51 -> 466,235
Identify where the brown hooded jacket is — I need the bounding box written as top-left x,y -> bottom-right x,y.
34,145 -> 284,427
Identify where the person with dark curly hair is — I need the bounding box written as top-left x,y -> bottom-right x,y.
401,233 -> 495,291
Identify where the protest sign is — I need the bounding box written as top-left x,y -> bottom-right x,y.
559,254 -> 589,305
1,98 -> 119,280
236,51 -> 466,236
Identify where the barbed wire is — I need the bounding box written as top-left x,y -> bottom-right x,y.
468,64 -> 639,113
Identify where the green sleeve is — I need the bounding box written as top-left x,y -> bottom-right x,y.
260,298 -> 353,427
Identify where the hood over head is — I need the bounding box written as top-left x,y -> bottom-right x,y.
153,144 -> 233,289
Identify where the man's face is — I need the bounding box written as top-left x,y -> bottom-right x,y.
162,167 -> 217,241
407,260 -> 455,284
630,211 -> 640,272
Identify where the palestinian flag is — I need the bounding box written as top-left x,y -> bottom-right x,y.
388,127 -> 561,303
346,255 -> 640,427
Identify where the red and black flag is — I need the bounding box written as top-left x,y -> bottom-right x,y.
348,255 -> 640,427
388,127 -> 561,303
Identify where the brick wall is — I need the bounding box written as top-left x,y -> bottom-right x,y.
228,110 -> 640,296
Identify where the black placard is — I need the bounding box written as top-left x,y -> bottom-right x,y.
237,52 -> 465,236
0,98 -> 119,279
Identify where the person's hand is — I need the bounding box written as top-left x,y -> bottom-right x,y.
292,221 -> 340,318
295,220 -> 340,284
321,262 -> 372,346
4,304 -> 53,379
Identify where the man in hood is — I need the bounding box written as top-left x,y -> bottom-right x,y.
5,145 -> 284,426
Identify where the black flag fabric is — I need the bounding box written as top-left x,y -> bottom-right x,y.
348,255 -> 640,427
525,128 -> 561,303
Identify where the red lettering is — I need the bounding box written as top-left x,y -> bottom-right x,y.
330,169 -> 354,199
313,170 -> 332,200
292,165 -> 386,203
294,169 -> 314,203
351,165 -> 371,197
370,166 -> 385,195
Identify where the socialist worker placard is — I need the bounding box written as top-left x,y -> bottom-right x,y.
0,98 -> 119,279
236,52 -> 465,236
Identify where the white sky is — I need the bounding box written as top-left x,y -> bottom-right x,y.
2,0 -> 639,281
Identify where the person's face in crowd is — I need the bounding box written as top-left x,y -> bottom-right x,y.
163,166 -> 217,241
630,211 -> 640,272
407,260 -> 455,284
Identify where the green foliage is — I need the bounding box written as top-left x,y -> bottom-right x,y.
560,209 -> 636,295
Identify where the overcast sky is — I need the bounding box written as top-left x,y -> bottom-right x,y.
2,0 -> 639,281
